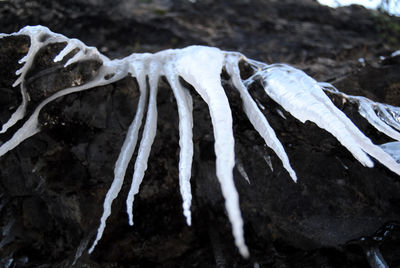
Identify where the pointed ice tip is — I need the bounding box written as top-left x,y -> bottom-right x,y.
15,68 -> 23,75
54,55 -> 63,62
64,55 -> 79,67
185,213 -> 192,226
12,76 -> 22,87
18,56 -> 27,64
239,245 -> 250,258
365,158 -> 375,168
64,61 -> 72,68
286,168 -> 297,183
88,246 -> 95,254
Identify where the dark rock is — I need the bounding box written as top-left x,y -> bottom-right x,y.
1,1 -> 400,267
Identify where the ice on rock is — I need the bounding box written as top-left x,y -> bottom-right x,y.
1,26 -> 400,258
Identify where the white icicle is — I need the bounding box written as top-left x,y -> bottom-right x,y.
54,41 -> 77,62
225,55 -> 297,182
126,62 -> 160,226
5,26 -> 400,259
375,104 -> 400,132
358,100 -> 400,141
260,65 -> 400,175
175,46 -> 249,258
0,88 -> 28,134
321,86 -> 400,141
262,66 -> 372,167
0,26 -> 131,253
0,109 -> 40,157
1,30 -> 40,133
64,50 -> 85,67
380,142 -> 400,163
88,68 -> 148,254
0,62 -> 125,157
1,25 -> 107,134
391,50 -> 400,57
165,67 -> 194,226
12,76 -> 23,88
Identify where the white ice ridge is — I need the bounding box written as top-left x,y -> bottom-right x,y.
225,54 -> 297,182
380,142 -> 400,163
1,25 -> 400,258
321,83 -> 400,141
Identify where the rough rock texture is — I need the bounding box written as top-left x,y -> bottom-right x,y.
1,0 -> 400,267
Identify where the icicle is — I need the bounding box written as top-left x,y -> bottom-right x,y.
64,50 -> 85,67
0,62 -> 125,157
1,26 -> 106,134
359,101 -> 400,141
1,27 -> 42,133
0,109 -> 40,157
235,157 -> 251,184
380,142 -> 400,163
364,247 -> 389,268
175,46 -> 249,258
54,41 -> 77,62
225,54 -> 297,182
263,155 -> 274,171
165,66 -> 194,226
321,85 -> 400,141
12,76 -> 23,88
126,62 -> 160,226
0,87 -> 28,134
258,64 -> 400,176
88,65 -> 148,254
375,104 -> 400,132
0,25 -> 127,156
4,26 -> 400,260
391,50 -> 400,57
72,235 -> 92,266
276,109 -> 287,119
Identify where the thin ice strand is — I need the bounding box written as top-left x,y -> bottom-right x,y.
126,65 -> 160,226
175,46 -> 249,257
225,56 -> 297,182
358,101 -> 400,141
308,82 -> 400,175
262,65 -> 400,175
1,26 -> 62,133
321,86 -> 400,141
88,74 -> 148,253
1,26 -> 106,134
165,68 -> 194,226
376,105 -> 400,132
0,65 -> 123,157
261,66 -> 373,167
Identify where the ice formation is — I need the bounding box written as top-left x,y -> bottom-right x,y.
1,26 -> 400,257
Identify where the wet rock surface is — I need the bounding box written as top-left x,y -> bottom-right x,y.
1,0 -> 400,267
